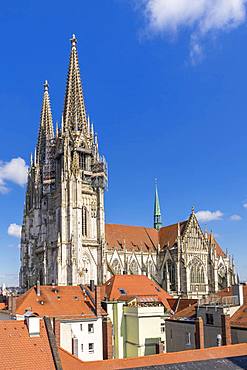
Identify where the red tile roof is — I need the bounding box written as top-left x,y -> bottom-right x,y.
103,275 -> 172,310
105,224 -> 158,252
105,222 -> 225,257
74,343 -> 247,369
59,347 -> 85,369
159,221 -> 187,249
15,285 -> 99,318
0,319 -> 56,370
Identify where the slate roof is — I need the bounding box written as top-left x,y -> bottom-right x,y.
74,343 -> 247,369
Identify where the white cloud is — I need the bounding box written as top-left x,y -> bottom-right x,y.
8,223 -> 22,238
196,210 -> 223,222
230,214 -> 242,221
0,157 -> 28,193
243,203 -> 247,208
139,0 -> 247,62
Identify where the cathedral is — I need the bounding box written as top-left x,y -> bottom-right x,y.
20,35 -> 236,298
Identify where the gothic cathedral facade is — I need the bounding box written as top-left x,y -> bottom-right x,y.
20,36 -> 236,298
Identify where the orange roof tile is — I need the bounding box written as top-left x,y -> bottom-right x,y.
0,319 -> 55,370
159,221 -> 187,249
59,347 -> 85,370
16,285 -> 98,318
104,275 -> 172,310
105,224 -> 158,252
105,222 -> 225,258
74,343 -> 247,369
0,303 -> 6,310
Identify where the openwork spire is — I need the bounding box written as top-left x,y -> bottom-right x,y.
63,34 -> 88,136
154,179 -> 162,230
36,80 -> 54,165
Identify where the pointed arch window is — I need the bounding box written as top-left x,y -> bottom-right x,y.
130,259 -> 139,275
82,207 -> 88,237
112,259 -> 121,275
190,260 -> 205,284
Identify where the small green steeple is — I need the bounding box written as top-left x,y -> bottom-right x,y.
154,179 -> 162,230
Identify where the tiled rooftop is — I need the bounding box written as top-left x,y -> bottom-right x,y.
15,285 -> 103,318
103,275 -> 172,310
0,319 -> 56,370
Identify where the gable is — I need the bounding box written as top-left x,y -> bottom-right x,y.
159,221 -> 188,249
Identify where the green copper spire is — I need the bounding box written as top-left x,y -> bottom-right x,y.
154,180 -> 162,230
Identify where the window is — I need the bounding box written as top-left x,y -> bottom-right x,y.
119,288 -> 127,295
80,324 -> 83,331
206,313 -> 214,325
186,332 -> 191,346
82,207 -> 88,237
89,343 -> 94,353
81,343 -> 83,352
161,323 -> 165,333
88,323 -> 94,333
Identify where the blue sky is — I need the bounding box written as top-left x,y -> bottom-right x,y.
1,0 -> 247,285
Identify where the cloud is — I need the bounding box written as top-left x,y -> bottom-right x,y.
196,210 -> 223,222
0,157 -> 28,193
243,203 -> 247,208
230,214 -> 242,221
138,0 -> 247,62
8,223 -> 22,238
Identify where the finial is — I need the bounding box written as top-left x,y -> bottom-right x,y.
34,148 -> 37,166
191,206 -> 195,214
56,121 -> 59,137
70,34 -> 77,48
44,80 -> 49,92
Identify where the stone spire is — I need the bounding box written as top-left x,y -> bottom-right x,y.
63,34 -> 88,138
154,180 -> 162,230
36,80 -> 54,166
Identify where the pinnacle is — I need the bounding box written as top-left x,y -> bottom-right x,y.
70,34 -> 77,47
63,35 -> 89,140
44,80 -> 49,92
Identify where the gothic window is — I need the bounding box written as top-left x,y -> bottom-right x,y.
79,153 -> 86,170
190,260 -> 205,284
218,264 -> 227,290
148,260 -> 155,276
112,259 -> 121,275
167,260 -> 176,291
82,207 -> 88,237
130,259 -> 139,275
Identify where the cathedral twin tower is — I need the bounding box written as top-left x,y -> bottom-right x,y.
20,35 -> 107,288
20,35 -> 236,297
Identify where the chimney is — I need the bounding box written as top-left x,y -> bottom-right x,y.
221,314 -> 232,346
8,295 -> 17,316
195,317 -> 204,349
156,341 -> 164,354
90,279 -> 95,292
25,314 -> 40,337
95,286 -> 102,317
102,317 -> 113,359
36,280 -> 41,297
232,284 -> 244,306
